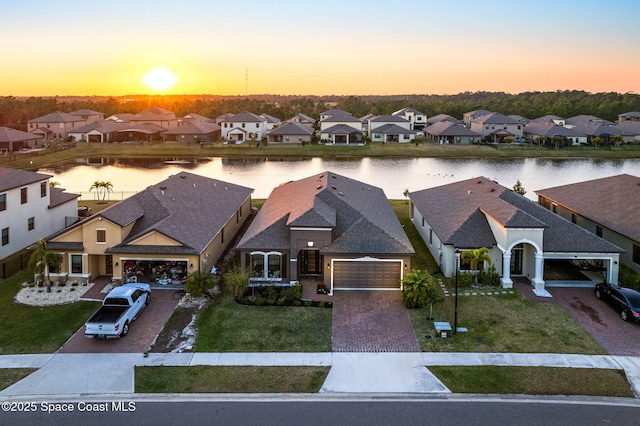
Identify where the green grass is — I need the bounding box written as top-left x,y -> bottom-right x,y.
430,366 -> 634,397
410,292 -> 607,354
135,366 -> 329,393
0,269 -> 100,354
0,368 -> 36,390
195,295 -> 332,352
389,199 -> 439,273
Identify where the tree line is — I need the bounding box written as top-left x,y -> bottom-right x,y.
2,90 -> 639,130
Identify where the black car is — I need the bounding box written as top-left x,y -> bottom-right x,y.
594,282 -> 640,322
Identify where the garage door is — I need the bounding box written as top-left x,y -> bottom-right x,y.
333,261 -> 402,290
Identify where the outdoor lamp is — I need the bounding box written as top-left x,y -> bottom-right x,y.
454,249 -> 462,335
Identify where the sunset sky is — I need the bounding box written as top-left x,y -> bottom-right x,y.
2,0 -> 639,96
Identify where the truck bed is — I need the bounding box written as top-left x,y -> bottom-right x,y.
86,306 -> 127,324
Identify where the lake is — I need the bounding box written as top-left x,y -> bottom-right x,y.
39,156 -> 640,200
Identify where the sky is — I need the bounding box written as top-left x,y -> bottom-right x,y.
1,0 -> 639,97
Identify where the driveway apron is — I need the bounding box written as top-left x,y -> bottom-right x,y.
332,291 -> 420,352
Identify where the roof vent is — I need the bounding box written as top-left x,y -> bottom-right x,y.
160,186 -> 167,190
180,175 -> 187,179
332,186 -> 337,190
488,188 -> 495,192
193,183 -> 196,188
476,179 -> 482,184
468,190 -> 472,194
316,186 -> 322,190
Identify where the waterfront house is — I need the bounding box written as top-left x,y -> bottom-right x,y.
221,111 -> 268,143
523,122 -> 587,146
28,111 -> 87,142
236,171 -> 414,293
469,112 -> 523,142
424,121 -> 481,144
409,177 -> 622,291
319,114 -> 362,144
0,126 -> 44,152
163,121 -> 221,144
392,107 -> 428,130
367,115 -> 415,143
266,122 -> 313,144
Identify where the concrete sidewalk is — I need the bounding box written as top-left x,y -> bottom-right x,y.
1,352 -> 639,397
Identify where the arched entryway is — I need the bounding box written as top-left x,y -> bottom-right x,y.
501,240 -> 544,290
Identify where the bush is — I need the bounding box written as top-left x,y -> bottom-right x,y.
184,271 -> 216,297
457,272 -> 473,289
223,266 -> 250,298
619,265 -> 640,291
478,266 -> 501,287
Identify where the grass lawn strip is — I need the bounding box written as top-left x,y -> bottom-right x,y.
0,368 -> 36,391
430,366 -> 634,397
135,366 -> 329,393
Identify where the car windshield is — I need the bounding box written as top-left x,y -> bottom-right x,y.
626,292 -> 640,308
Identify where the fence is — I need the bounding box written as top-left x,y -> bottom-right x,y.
0,142 -> 77,165
0,250 -> 32,280
78,191 -> 139,201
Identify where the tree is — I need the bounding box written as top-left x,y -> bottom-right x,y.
99,181 -> 113,202
512,180 -> 526,196
403,188 -> 410,204
89,180 -> 101,200
610,134 -> 623,150
183,271 -> 216,297
534,135 -> 546,147
223,265 -> 251,298
502,136 -> 514,144
401,270 -> 442,319
28,239 -> 62,293
551,135 -> 564,149
592,136 -> 603,149
49,180 -> 60,188
89,180 -> 114,203
461,247 -> 492,286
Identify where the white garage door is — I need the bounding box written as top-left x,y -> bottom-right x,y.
333,261 -> 402,290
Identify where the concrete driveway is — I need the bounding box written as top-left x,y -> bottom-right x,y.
58,289 -> 180,354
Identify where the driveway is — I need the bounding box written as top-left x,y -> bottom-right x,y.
516,281 -> 640,356
332,291 -> 420,352
58,288 -> 180,353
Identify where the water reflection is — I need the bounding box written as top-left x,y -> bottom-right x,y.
40,157 -> 640,200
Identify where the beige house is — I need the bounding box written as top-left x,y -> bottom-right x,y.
28,112 -> 87,142
46,172 -> 253,286
469,112 -> 523,142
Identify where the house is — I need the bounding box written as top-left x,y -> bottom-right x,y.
618,112 -> 640,123
392,107 -> 428,130
469,112 -> 523,142
45,172 -> 253,285
463,109 -> 492,127
163,121 -> 221,144
236,171 -> 414,293
508,114 -> 530,125
615,121 -> 640,143
266,122 -> 313,144
367,115 -> 416,143
424,121 -> 481,144
221,111 -> 268,143
128,107 -> 179,129
319,109 -> 352,121
536,174 -> 640,274
288,113 -> 316,127
68,121 -> 130,143
409,177 -> 622,291
181,113 -> 215,125
260,113 -> 282,130
71,109 -> 104,124
28,111 -> 87,142
427,114 -> 460,126
319,114 -> 363,144
523,122 -> 587,146
565,115 -> 613,127
0,168 -> 79,261
531,115 -> 565,126
105,113 -> 137,123
568,122 -> 633,144
0,127 -> 44,152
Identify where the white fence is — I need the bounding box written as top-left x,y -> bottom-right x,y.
78,191 -> 139,201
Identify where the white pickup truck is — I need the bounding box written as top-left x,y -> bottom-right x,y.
84,283 -> 151,339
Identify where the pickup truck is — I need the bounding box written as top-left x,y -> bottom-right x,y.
84,283 -> 151,339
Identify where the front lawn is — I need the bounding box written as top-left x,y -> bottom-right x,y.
410,291 -> 607,354
195,295 -> 332,352
430,366 -> 634,397
0,368 -> 36,391
0,269 -> 100,354
135,366 -> 329,393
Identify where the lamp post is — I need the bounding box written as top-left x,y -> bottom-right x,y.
454,249 -> 461,335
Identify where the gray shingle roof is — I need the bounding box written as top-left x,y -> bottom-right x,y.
267,122 -> 313,136
237,172 -> 414,256
369,124 -> 415,134
28,111 -> 85,123
223,111 -> 266,123
535,174 -> 640,243
0,167 -> 51,192
523,122 -> 585,137
410,177 -> 622,253
473,112 -> 519,125
163,121 -> 220,135
425,121 -> 480,137
0,127 -> 41,143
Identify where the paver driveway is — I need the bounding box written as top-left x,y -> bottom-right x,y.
332,290 -> 420,352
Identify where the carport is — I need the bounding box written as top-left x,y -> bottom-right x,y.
331,257 -> 404,291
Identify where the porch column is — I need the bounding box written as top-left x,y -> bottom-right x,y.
501,251 -> 513,288
531,252 -> 545,291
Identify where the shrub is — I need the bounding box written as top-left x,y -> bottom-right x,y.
223,266 -> 251,298
478,266 -> 501,287
401,270 -> 442,312
457,272 -> 473,288
619,265 -> 640,291
184,271 -> 216,297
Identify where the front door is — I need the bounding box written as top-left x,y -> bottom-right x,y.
105,255 -> 113,275
300,250 -> 321,276
511,245 -> 523,275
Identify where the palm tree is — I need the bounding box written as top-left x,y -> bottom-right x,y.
401,270 -> 442,319
610,134 -> 623,150
99,181 -> 113,202
49,180 -> 60,188
461,247 -> 492,286
89,180 -> 101,201
534,135 -> 546,147
403,188 -> 410,204
592,136 -> 603,149
28,239 -> 62,292
551,135 -> 564,149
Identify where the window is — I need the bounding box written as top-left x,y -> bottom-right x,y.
552,203 -> 557,213
28,217 -> 34,231
633,244 -> 640,265
221,228 -> 224,244
285,136 -> 290,142
71,254 -> 83,274
250,252 -> 283,280
571,213 -> 577,224
256,123 -> 259,128
242,123 -> 246,128
596,226 -> 603,238
429,228 -> 433,245
41,181 -> 47,197
47,258 -> 60,274
96,229 -> 106,243
268,254 -> 281,278
21,187 -> 27,204
0,193 -> 5,211
1,227 -> 8,246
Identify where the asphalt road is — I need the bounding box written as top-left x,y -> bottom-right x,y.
3,397 -> 640,426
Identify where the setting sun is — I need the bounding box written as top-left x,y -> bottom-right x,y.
142,67 -> 178,91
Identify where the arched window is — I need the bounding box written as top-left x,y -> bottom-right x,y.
249,251 -> 285,280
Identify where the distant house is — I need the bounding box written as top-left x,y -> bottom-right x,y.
409,177 -> 622,291
565,115 -> 613,127
462,109 -> 492,127
0,168 -> 79,261
236,171 -> 414,293
508,115 -> 530,125
319,113 -> 362,144
536,174 -> 640,274
105,113 -> 137,123
163,121 -> 221,144
46,172 -> 253,285
424,121 -> 481,144
221,111 -> 268,143
319,109 -> 352,121
129,107 -> 179,129
260,114 -> 282,131
289,113 -> 316,127
367,115 -> 415,143
71,109 -> 104,124
68,121 -> 130,143
523,122 -> 587,146
568,122 -> 634,144
28,112 -> 87,142
0,127 -> 44,152
392,107 -> 427,130
266,122 -> 313,144
531,115 -> 565,126
618,112 -> 640,123
181,113 -> 215,125
469,112 -> 523,142
616,121 -> 640,143
427,114 -> 460,126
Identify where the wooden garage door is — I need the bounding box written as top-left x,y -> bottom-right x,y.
333,261 -> 402,290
